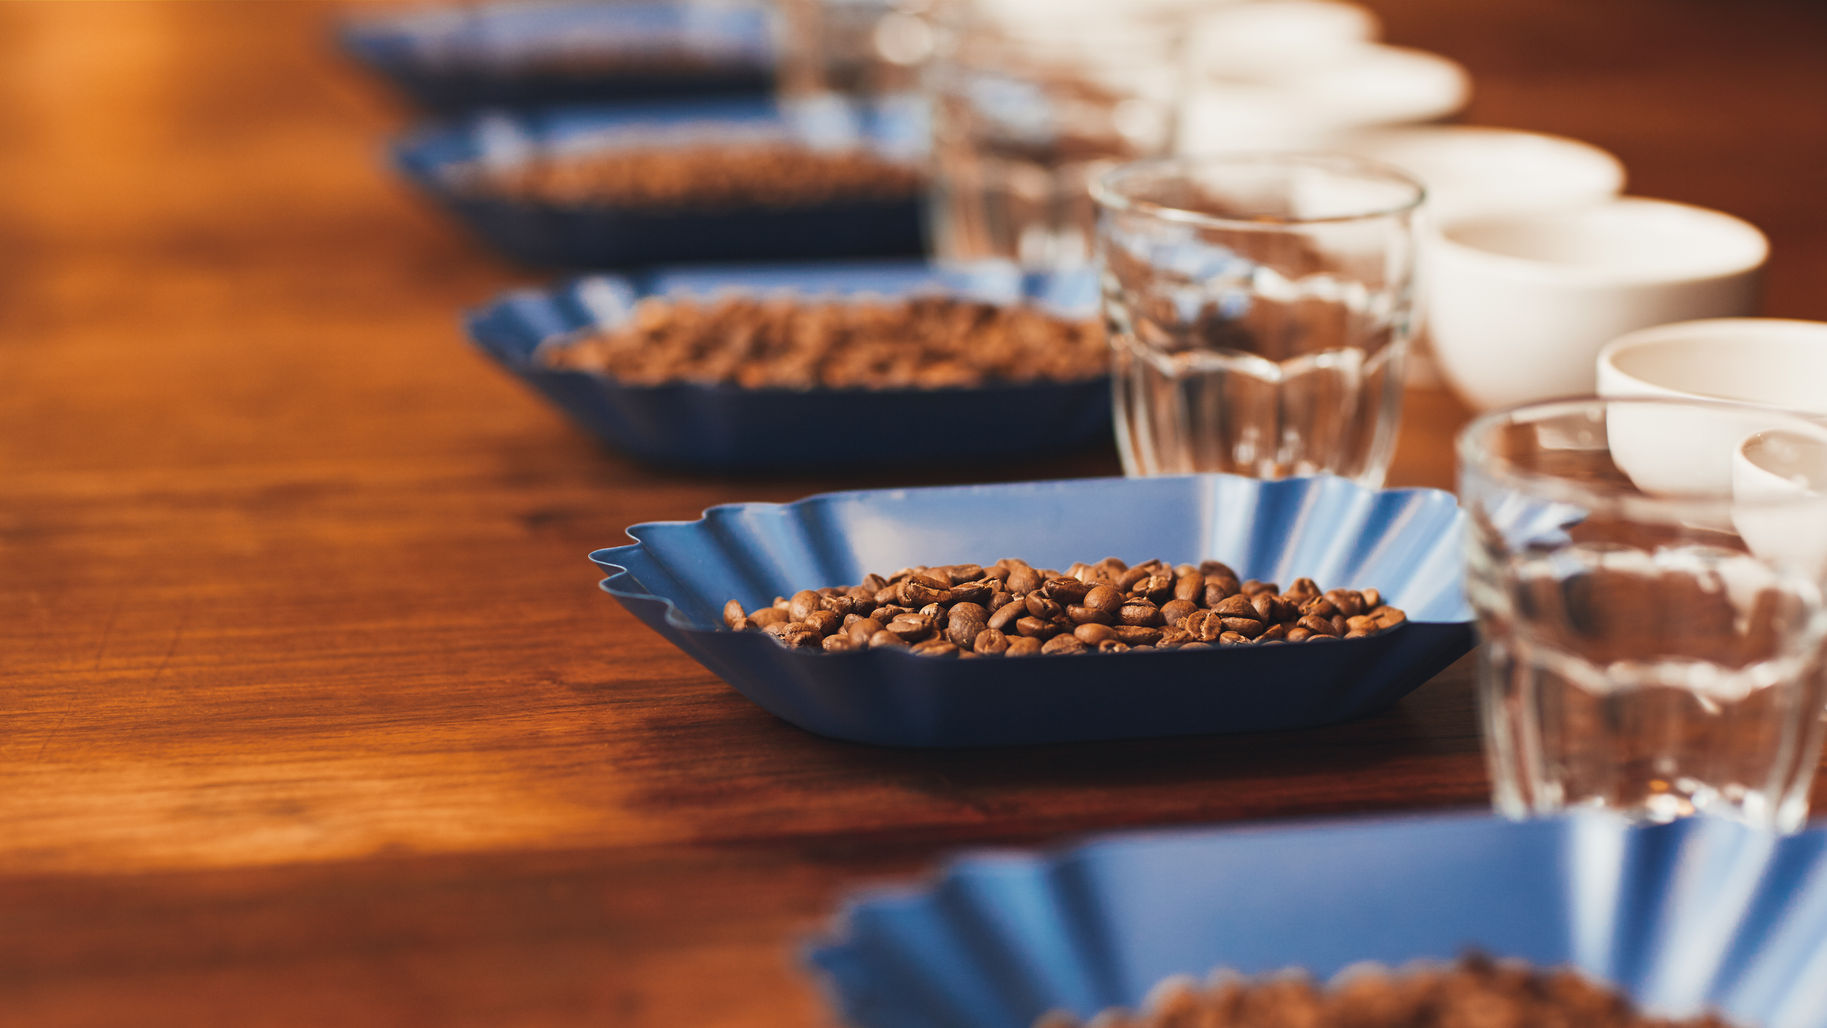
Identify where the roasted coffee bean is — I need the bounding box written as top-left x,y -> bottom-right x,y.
1073,623 -> 1117,645
949,580 -> 994,605
973,628 -> 1011,655
1113,625 -> 1162,646
787,590 -> 821,622
899,575 -> 952,606
726,561 -> 1404,656
886,614 -> 934,642
1301,596 -> 1339,619
1083,585 -> 1123,617
1115,566 -> 1151,591
911,638 -> 959,657
988,599 -> 1026,632
1203,578 -> 1240,606
1005,565 -> 1042,595
1025,593 -> 1063,619
946,602 -> 989,648
1298,614 -> 1338,636
1181,641 -> 1213,650
1362,588 -> 1382,610
777,626 -> 819,647
1184,610 -> 1225,642
1221,617 -> 1266,639
1173,571 -> 1205,603
1327,588 -> 1366,617
1043,576 -> 1092,604
1199,560 -> 1239,579
1015,616 -> 1055,638
1118,600 -> 1162,627
1133,572 -> 1173,599
1005,636 -> 1044,656
1249,593 -> 1285,623
1159,598 -> 1198,627
1212,594 -> 1257,618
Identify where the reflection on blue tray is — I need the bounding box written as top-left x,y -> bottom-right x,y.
465,259 -> 1110,470
587,473 -> 1474,746
341,0 -> 777,111
808,812 -> 1827,1028
394,96 -> 927,267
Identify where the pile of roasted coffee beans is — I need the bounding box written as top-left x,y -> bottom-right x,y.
1037,954 -> 1738,1028
723,556 -> 1406,657
544,295 -> 1105,389
464,143 -> 922,209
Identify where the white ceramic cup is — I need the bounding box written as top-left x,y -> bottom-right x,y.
1189,0 -> 1380,79
1429,197 -> 1768,412
1598,318 -> 1827,413
1327,125 -> 1624,222
1596,317 -> 1827,498
1733,429 -> 1827,580
1178,44 -> 1470,150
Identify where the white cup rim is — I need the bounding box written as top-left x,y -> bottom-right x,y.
1598,317 -> 1827,406
1433,196 -> 1768,286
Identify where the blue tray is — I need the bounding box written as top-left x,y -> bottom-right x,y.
465,259 -> 1112,470
587,474 -> 1475,746
340,0 -> 777,112
808,812 -> 1827,1028
393,97 -> 927,267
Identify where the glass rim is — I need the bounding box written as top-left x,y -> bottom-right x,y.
1090,152 -> 1428,230
1456,394 -> 1827,517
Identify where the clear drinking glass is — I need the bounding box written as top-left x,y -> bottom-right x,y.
1458,397 -> 1827,832
1092,154 -> 1424,484
925,10 -> 1187,270
775,0 -> 932,102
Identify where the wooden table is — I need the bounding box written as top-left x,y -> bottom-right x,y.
4,1 -> 1826,1023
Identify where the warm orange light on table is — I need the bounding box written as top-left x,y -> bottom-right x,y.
2,1 -> 1825,1024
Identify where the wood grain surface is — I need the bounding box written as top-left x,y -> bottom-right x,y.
3,1 -> 1826,1024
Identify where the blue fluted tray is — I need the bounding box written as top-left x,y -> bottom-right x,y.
807,812 -> 1827,1028
465,259 -> 1111,470
340,0 -> 777,112
587,474 -> 1474,746
393,97 -> 926,267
